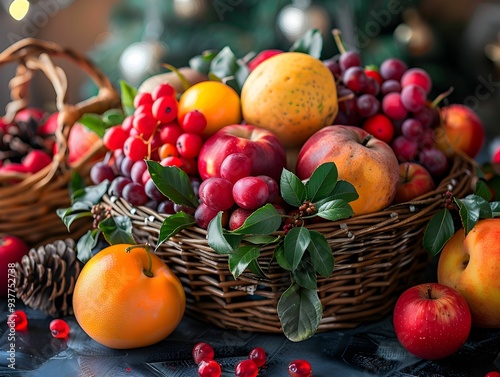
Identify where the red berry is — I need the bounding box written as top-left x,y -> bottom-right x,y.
49,319 -> 70,338
235,359 -> 258,377
132,112 -> 157,139
364,66 -> 383,84
133,92 -> 153,108
248,347 -> 266,367
362,113 -> 394,143
121,115 -> 134,133
123,136 -> 149,161
151,83 -> 176,101
7,310 -> 28,331
152,96 -> 178,123
103,125 -> 129,151
192,342 -> 215,364
176,133 -> 203,159
288,359 -> 312,377
160,156 -> 184,169
198,359 -> 221,377
181,110 -> 207,134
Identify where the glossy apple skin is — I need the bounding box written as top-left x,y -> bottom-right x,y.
394,162 -> 435,203
393,282 -> 471,360
247,49 -> 283,71
437,104 -> 485,158
296,125 -> 399,215
438,218 -> 500,328
197,124 -> 287,182
0,235 -> 30,297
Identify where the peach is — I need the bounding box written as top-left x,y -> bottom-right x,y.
436,104 -> 485,159
437,218 -> 500,327
296,125 -> 399,215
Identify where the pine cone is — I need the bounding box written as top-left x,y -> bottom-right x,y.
14,238 -> 84,317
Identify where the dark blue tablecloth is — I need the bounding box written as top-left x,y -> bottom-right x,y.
1,300 -> 499,377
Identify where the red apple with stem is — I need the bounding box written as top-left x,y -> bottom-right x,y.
393,282 -> 471,360
0,235 -> 30,297
394,162 -> 435,203
197,124 -> 287,182
247,49 -> 283,71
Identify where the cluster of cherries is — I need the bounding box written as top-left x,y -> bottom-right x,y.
90,83 -> 205,210
7,309 -> 70,339
192,341 -> 312,377
325,31 -> 450,177
195,155 -> 282,230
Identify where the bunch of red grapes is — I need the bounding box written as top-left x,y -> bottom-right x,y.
325,35 -> 449,177
89,83 -> 205,211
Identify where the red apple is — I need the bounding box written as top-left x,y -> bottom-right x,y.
393,282 -> 472,360
38,111 -> 59,135
247,49 -> 283,71
14,107 -> 46,124
394,162 -> 435,203
22,149 -> 52,174
0,235 -> 30,297
197,124 -> 287,182
67,122 -> 103,166
296,125 -> 399,215
437,218 -> 500,328
436,104 -> 485,159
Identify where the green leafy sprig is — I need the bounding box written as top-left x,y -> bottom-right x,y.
151,161 -> 358,342
423,170 -> 500,256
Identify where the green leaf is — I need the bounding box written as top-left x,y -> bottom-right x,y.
316,199 -> 353,221
229,245 -> 260,278
474,180 -> 493,202
189,49 -> 218,75
247,259 -> 264,277
284,226 -> 311,270
293,258 -> 317,290
423,208 -> 455,256
72,180 -> 109,204
77,113 -> 108,138
232,204 -> 282,235
69,171 -> 86,197
306,162 -> 338,202
329,180 -> 359,203
58,211 -> 92,230
277,282 -> 322,342
308,231 -> 334,278
119,80 -> 138,116
99,215 -> 136,245
146,161 -> 198,208
207,212 -> 243,255
275,242 -> 292,271
289,29 -> 323,59
243,234 -> 281,245
76,229 -> 101,263
490,201 -> 500,217
101,109 -> 125,126
455,195 -> 492,235
210,46 -> 239,81
157,212 -> 196,250
281,168 -> 306,207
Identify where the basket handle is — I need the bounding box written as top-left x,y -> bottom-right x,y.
0,38 -> 120,180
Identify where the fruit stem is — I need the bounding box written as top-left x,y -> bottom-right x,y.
430,87 -> 454,108
332,29 -> 347,54
426,284 -> 433,299
362,134 -> 373,146
337,91 -> 355,103
126,244 -> 154,277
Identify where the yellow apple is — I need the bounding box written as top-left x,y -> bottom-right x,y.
437,218 -> 500,327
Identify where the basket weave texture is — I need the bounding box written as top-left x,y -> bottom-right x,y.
0,38 -> 120,247
103,154 -> 475,333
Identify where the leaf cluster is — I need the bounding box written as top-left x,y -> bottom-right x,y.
150,162 -> 357,341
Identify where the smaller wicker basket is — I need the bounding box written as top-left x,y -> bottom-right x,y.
103,154 -> 475,333
0,38 -> 120,247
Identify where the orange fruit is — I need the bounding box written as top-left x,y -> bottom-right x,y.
177,81 -> 242,138
241,52 -> 338,148
72,244 -> 186,349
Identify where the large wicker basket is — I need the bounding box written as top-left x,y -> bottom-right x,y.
103,154 -> 475,333
0,38 -> 120,247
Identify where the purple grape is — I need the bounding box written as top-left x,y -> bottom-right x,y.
379,58 -> 408,81
108,176 -> 132,197
356,94 -> 380,118
122,181 -> 148,206
90,162 -> 115,185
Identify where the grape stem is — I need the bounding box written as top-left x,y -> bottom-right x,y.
126,244 -> 154,277
332,29 -> 347,54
